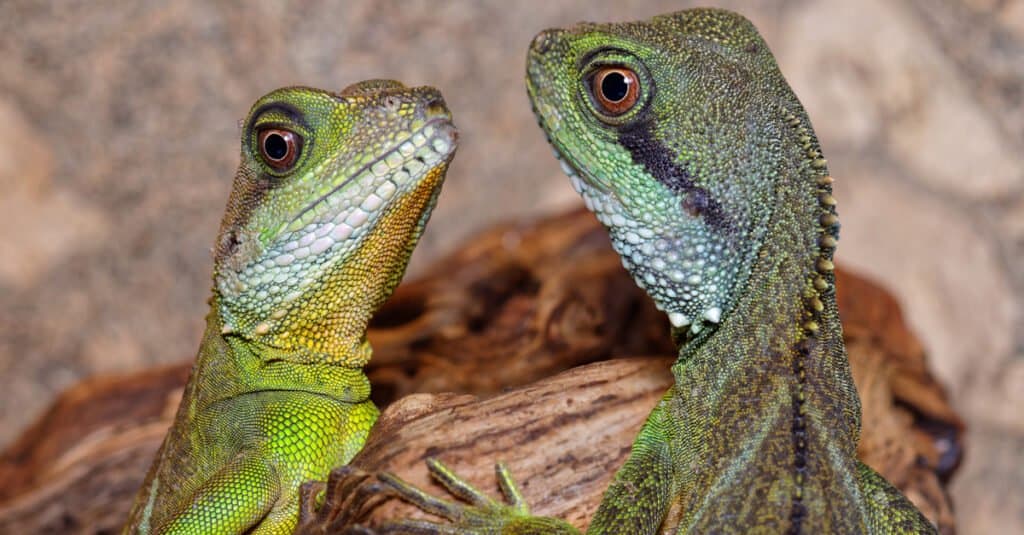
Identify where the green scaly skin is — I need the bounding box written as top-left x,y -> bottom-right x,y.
378,9 -> 935,534
122,82 -> 457,534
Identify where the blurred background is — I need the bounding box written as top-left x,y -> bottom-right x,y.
0,0 -> 1020,532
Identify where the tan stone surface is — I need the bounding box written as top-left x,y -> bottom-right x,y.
0,1 -> 1020,532
0,102 -> 110,289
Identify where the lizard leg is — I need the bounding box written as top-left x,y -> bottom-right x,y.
856,461 -> 937,534
296,465 -> 395,533
586,395 -> 675,535
376,459 -> 577,534
160,451 -> 281,535
373,392 -> 676,534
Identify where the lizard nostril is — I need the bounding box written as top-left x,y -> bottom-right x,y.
530,30 -> 554,55
421,93 -> 450,121
426,97 -> 447,116
530,29 -> 567,56
382,95 -> 400,113
219,230 -> 240,258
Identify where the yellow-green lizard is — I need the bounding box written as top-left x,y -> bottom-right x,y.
376,9 -> 936,534
122,81 -> 457,534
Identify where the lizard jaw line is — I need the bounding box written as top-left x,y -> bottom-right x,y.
550,142 -> 724,334
547,139 -> 727,334
220,120 -> 455,307
542,127 -> 728,335
545,132 -> 614,195
279,119 -> 454,251
288,117 -> 455,232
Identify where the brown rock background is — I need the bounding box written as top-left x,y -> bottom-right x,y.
0,1 -> 1019,532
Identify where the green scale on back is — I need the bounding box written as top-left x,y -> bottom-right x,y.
123,82 -> 457,534
376,9 -> 936,534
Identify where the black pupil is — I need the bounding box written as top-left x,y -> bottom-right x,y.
601,72 -> 630,102
264,133 -> 289,160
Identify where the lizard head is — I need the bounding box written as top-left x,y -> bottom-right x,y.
527,9 -> 814,334
213,83 -> 456,361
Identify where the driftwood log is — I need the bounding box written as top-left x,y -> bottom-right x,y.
0,210 -> 962,534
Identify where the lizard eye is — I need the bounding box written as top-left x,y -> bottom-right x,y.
591,67 -> 640,116
258,128 -> 302,172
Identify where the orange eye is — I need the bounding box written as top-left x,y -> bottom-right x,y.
591,67 -> 640,116
258,128 -> 302,172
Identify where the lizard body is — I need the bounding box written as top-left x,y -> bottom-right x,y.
380,9 -> 935,534
123,82 -> 457,534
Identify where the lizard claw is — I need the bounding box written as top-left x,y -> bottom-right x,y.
295,464 -> 395,534
375,458 -> 576,534
379,459 -> 518,520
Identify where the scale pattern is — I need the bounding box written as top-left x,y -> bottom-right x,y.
380,9 -> 935,534
122,82 -> 457,534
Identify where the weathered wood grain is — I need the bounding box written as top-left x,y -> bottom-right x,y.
0,210 -> 961,534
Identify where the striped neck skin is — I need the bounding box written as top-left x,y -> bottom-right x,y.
526,9 -> 871,529
666,108 -> 859,532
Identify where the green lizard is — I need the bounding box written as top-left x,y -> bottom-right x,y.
375,9 -> 936,534
122,82 -> 457,534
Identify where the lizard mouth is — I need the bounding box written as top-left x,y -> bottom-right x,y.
272,118 -> 456,256
223,118 -> 456,300
546,136 -> 592,195
538,124 -> 618,215
290,117 -> 456,231
526,76 -> 614,198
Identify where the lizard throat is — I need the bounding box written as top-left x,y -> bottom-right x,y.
547,140 -> 731,335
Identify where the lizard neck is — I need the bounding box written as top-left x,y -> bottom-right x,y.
187,293 -> 373,412
670,106 -> 860,526
676,100 -> 849,398
674,169 -> 855,433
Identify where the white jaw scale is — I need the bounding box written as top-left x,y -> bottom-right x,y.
669,312 -> 690,328
668,306 -> 722,333
547,144 -> 729,337
280,121 -> 453,241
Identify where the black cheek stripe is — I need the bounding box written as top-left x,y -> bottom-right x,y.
617,121 -> 732,232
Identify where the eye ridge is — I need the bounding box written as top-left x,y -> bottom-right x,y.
591,66 -> 641,117
257,128 -> 303,172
